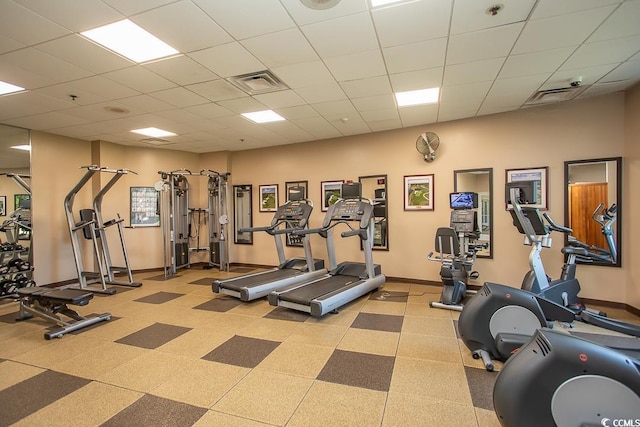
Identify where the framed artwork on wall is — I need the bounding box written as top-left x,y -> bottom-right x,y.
259,184 -> 278,212
321,180 -> 344,211
0,196 -> 5,216
505,166 -> 548,210
404,174 -> 434,211
130,186 -> 160,227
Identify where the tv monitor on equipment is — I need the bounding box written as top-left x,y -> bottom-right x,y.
505,180 -> 536,205
449,192 -> 478,210
341,182 -> 362,199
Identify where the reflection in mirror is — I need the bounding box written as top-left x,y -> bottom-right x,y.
359,175 -> 388,251
233,185 -> 253,245
565,157 -> 621,267
454,168 -> 493,258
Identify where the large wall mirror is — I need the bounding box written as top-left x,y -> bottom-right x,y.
564,157 -> 621,267
359,174 -> 388,251
454,168 -> 493,258
233,184 -> 253,245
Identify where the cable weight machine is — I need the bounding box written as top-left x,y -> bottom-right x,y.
157,169 -> 230,278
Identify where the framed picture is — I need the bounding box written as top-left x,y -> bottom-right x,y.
130,187 -> 160,227
321,180 -> 344,211
259,184 -> 278,212
0,196 -> 5,216
505,166 -> 548,210
285,180 -> 308,201
404,175 -> 434,211
14,194 -> 30,210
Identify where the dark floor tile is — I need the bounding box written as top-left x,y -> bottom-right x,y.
264,307 -> 309,322
0,310 -> 18,323
188,277 -> 218,285
193,296 -> 242,312
135,292 -> 184,304
94,286 -> 132,297
101,394 -> 207,427
369,290 -> 409,302
317,349 -> 395,392
464,366 -> 498,411
351,312 -> 403,333
230,266 -> 255,273
145,274 -> 181,281
0,370 -> 90,425
202,335 -> 280,368
115,323 -> 191,349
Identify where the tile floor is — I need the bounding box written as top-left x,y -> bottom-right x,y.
0,268 -> 638,427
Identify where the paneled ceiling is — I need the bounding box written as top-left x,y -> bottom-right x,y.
0,0 -> 639,155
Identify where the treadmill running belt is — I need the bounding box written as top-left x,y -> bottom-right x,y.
221,269 -> 300,291
279,275 -> 359,305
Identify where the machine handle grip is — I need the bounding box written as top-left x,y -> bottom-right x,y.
542,213 -> 572,234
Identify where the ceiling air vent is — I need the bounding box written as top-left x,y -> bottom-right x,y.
226,70 -> 289,95
140,138 -> 174,146
524,85 -> 588,106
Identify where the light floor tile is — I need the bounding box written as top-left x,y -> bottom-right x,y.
380,282 -> 412,292
72,316 -> 157,342
199,313 -> 261,335
238,317 -> 303,342
284,323 -> 348,348
257,342 -> 334,378
397,333 -> 462,363
405,301 -> 454,318
150,359 -> 249,408
0,330 -> 55,359
337,328 -> 399,356
476,407 -> 502,426
193,410 -> 272,426
359,300 -> 406,315
132,304 -> 219,329
12,381 -> 142,427
227,300 -> 275,317
382,392 -> 477,427
0,360 -> 45,391
0,317 -> 47,341
287,381 -> 385,427
390,356 -> 472,405
458,339 -> 504,371
96,350 -> 191,393
305,309 -> 358,327
402,315 -> 456,337
213,369 -> 313,426
157,328 -> 235,358
166,293 -> 215,308
13,334 -> 105,369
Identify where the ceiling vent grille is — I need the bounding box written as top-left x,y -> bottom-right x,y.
226,70 -> 289,95
140,138 -> 174,146
524,85 -> 588,106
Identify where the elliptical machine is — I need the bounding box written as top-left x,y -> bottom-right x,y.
428,192 -> 486,311
457,186 -> 640,371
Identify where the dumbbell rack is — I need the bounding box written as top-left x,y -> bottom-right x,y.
0,243 -> 34,298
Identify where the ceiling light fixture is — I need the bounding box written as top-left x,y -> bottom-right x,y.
370,0 -> 405,8
300,0 -> 341,10
0,81 -> 25,95
131,127 -> 177,138
11,145 -> 31,151
242,110 -> 286,124
395,87 -> 440,107
81,19 -> 179,63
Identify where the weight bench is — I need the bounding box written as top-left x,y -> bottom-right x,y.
16,287 -> 111,340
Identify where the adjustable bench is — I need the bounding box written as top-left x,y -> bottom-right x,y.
16,287 -> 111,339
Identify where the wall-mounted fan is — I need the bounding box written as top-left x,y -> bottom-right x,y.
416,132 -> 440,162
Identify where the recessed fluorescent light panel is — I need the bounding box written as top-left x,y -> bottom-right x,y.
131,127 -> 176,138
395,87 -> 440,107
371,0 -> 405,7
242,110 -> 286,123
81,19 -> 178,63
11,145 -> 31,151
0,81 -> 25,95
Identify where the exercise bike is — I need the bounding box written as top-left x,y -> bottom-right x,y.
428,192 -> 486,311
457,187 -> 640,371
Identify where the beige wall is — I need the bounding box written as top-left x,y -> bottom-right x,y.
26,91 -> 638,309
624,83 -> 640,309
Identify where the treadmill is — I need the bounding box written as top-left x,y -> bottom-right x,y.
268,182 -> 386,317
212,187 -> 326,301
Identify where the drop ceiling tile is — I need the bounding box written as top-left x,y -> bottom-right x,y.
186,79 -> 247,102
288,116 -> 341,139
269,121 -> 314,141
372,0 -> 452,48
68,75 -> 141,100
0,1 -> 70,45
438,107 -> 480,123
144,56 -> 219,86
580,80 -> 637,98
542,64 -> 621,90
483,73 -> 552,108
241,28 -> 318,69
389,67 -> 443,92
188,42 -> 265,78
398,103 -> 438,127
153,109 -> 222,132
561,36 -> 640,70
301,12 -> 378,58
477,104 -> 516,116
443,58 -> 505,86
333,116 -> 370,136
513,6 -> 617,54
450,0 -> 536,35
1,48 -> 92,87
185,103 -> 236,120
383,38 -> 447,74
216,97 -> 267,114
447,23 -> 524,65
150,87 -> 210,107
295,83 -> 347,104
531,0 -> 623,19
359,108 -> 400,121
101,0 -> 177,16
271,60 -> 336,88
34,83 -> 109,106
499,47 -> 576,79
14,0 -> 122,32
4,110 -> 90,130
339,76 -> 392,98
367,117 -> 403,132
0,34 -> 26,54
280,0 -> 368,26
103,66 -> 177,93
351,94 -> 396,112
324,50 -> 387,82
277,105 -> 320,120
131,1 -> 232,53
36,34 -> 132,74
193,0 -> 295,40
253,90 -> 306,109
0,91 -> 77,120
601,60 -> 640,83
62,103 -> 138,122
585,0 -> 640,42
118,94 -> 175,113
440,81 -> 492,107
311,99 -> 359,122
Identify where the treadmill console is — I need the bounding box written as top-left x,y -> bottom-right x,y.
325,199 -> 373,229
272,201 -> 312,223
